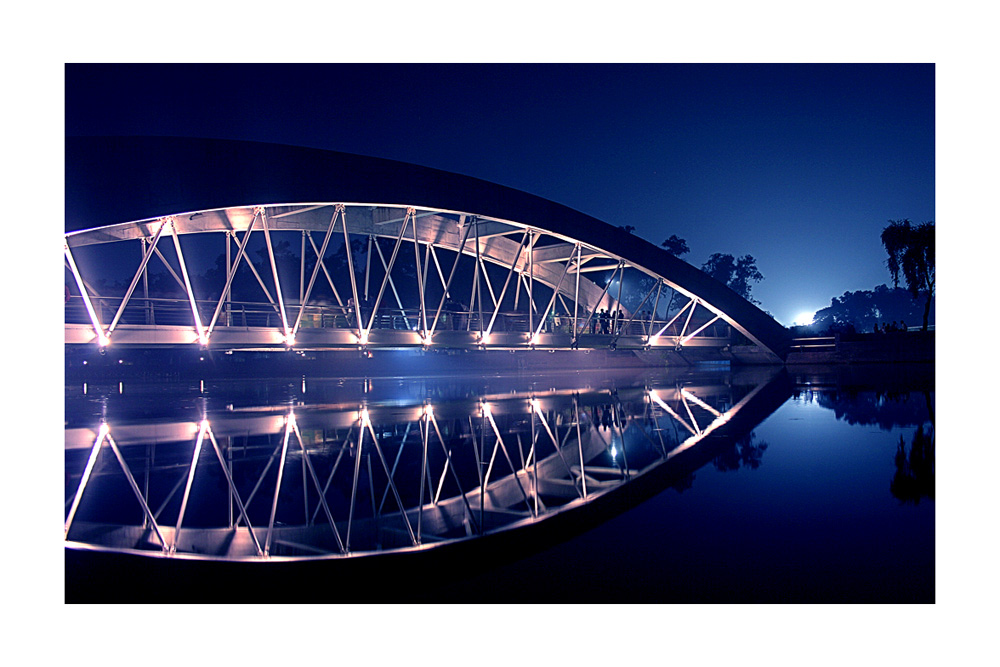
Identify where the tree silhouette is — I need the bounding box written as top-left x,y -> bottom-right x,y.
713,431 -> 769,472
701,253 -> 764,304
660,234 -> 690,258
881,219 -> 935,331
890,424 -> 934,504
811,283 -> 932,334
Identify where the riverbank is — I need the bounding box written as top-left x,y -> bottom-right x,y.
784,330 -> 934,365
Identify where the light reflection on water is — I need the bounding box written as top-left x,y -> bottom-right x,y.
64,364 -> 934,602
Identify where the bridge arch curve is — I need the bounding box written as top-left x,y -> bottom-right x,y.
65,137 -> 789,361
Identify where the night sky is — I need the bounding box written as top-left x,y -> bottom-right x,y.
64,63 -> 935,326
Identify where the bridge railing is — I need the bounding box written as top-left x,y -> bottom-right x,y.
66,294 -> 732,344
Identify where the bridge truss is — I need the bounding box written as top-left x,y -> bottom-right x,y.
64,203 -> 775,357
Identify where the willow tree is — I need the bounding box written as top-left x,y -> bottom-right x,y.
880,219 -> 935,331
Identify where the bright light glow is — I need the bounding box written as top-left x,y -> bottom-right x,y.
481,402 -> 492,417
359,331 -> 369,345
648,389 -> 659,401
199,333 -> 209,346
97,333 -> 110,347
423,404 -> 434,418
529,334 -> 541,346
284,332 -> 295,346
422,334 -> 433,346
530,398 -> 542,412
361,408 -> 371,426
199,419 -> 210,430
98,422 -> 109,437
792,311 -> 815,326
479,333 -> 490,345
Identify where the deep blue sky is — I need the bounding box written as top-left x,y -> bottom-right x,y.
65,63 -> 934,326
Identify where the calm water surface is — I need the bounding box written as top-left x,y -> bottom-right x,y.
65,364 -> 933,602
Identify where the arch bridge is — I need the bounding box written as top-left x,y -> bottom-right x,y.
64,138 -> 789,363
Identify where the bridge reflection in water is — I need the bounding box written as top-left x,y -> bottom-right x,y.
64,369 -> 789,562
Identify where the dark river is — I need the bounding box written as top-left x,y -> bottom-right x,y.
65,362 -> 933,603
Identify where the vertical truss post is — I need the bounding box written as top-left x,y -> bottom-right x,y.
141,238 -> 151,324
614,265 -> 626,334
474,219 -> 484,336
573,244 -> 581,337
64,243 -> 108,346
528,231 -> 534,335
339,205 -> 363,340
531,407 -> 538,517
574,399 -> 587,497
412,210 -> 428,338
365,234 -> 373,302
224,233 -> 231,326
299,230 -> 306,305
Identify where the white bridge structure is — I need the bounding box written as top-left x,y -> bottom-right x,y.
64,137 -> 790,363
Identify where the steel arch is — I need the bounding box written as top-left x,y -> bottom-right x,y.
64,137 -> 789,361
